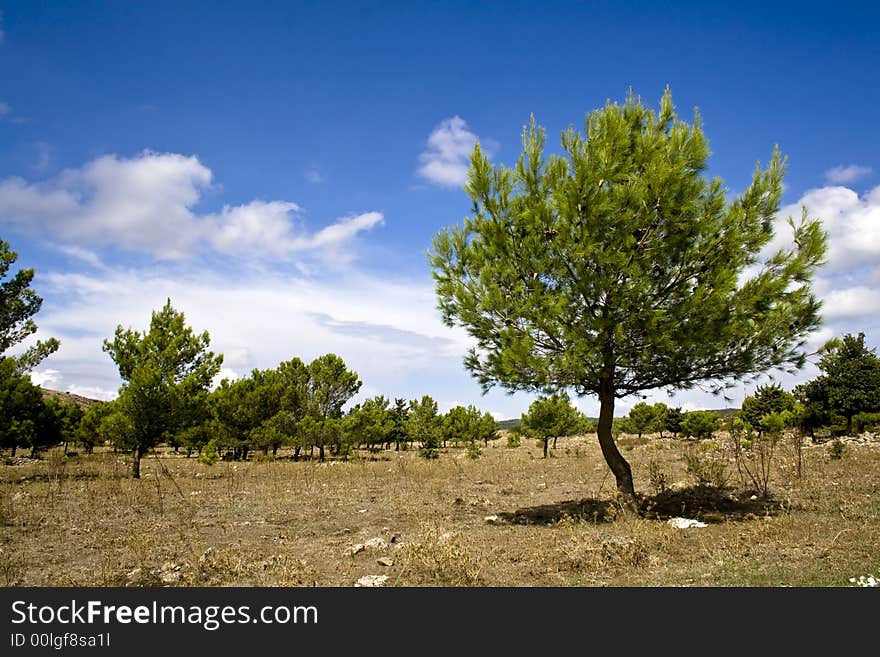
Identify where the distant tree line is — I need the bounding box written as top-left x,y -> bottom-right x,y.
0,263 -> 500,475
512,330 -> 880,451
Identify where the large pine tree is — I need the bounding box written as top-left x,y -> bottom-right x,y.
430,89 -> 827,511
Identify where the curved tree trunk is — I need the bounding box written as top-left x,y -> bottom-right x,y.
596,379 -> 638,514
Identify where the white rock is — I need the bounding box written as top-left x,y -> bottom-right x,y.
350,544 -> 365,555
376,557 -> 394,567
355,575 -> 388,587
484,515 -> 500,523
364,537 -> 388,550
667,517 -> 707,529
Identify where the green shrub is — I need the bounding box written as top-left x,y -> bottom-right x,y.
683,449 -> 728,488
828,439 -> 847,460
506,433 -> 521,448
198,439 -> 220,465
853,412 -> 880,433
420,447 -> 439,460
465,443 -> 481,459
681,411 -> 722,439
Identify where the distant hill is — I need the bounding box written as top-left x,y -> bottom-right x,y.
496,407 -> 739,430
40,388 -> 103,411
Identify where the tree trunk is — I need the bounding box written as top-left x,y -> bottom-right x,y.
319,444 -> 325,462
846,414 -> 853,435
132,446 -> 141,479
11,444 -> 16,457
543,437 -> 549,459
596,380 -> 638,513
272,444 -> 278,456
293,446 -> 301,461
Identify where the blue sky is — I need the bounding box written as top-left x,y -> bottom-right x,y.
1,1 -> 878,419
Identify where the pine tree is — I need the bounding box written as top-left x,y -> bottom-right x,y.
103,299 -> 223,478
430,89 -> 827,510
0,238 -> 59,374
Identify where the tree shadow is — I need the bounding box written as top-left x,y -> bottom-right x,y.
494,486 -> 785,526
640,485 -> 784,523
496,498 -> 619,525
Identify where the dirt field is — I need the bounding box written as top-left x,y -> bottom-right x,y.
1,432 -> 878,587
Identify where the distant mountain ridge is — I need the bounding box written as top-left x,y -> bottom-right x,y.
40,388 -> 103,410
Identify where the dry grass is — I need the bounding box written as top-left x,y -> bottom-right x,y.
1,432 -> 878,587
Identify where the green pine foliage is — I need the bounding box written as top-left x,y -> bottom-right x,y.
627,402 -> 657,438
680,410 -> 723,440
798,333 -> 880,435
740,383 -> 796,434
407,395 -> 442,459
430,89 -> 827,507
102,299 -> 223,477
521,393 -> 582,458
0,237 -> 60,374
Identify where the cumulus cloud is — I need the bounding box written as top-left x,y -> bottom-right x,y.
771,184 -> 880,272
0,150 -> 382,260
417,116 -> 491,187
821,286 -> 880,320
825,164 -> 872,184
29,369 -> 62,388
35,264 -> 472,408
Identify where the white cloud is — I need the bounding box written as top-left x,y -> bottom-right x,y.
825,164 -> 872,184
66,385 -> 116,401
0,151 -> 382,260
821,286 -> 880,320
304,211 -> 384,249
417,116 -> 491,188
0,102 -> 9,116
207,200 -> 302,255
35,264 -> 473,408
769,184 -> 880,272
56,245 -> 106,269
29,369 -> 62,388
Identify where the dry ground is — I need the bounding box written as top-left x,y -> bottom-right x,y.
1,432 -> 878,587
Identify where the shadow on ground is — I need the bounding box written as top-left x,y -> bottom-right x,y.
495,486 -> 785,525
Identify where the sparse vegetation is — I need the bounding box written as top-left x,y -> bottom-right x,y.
2,430 -> 878,587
